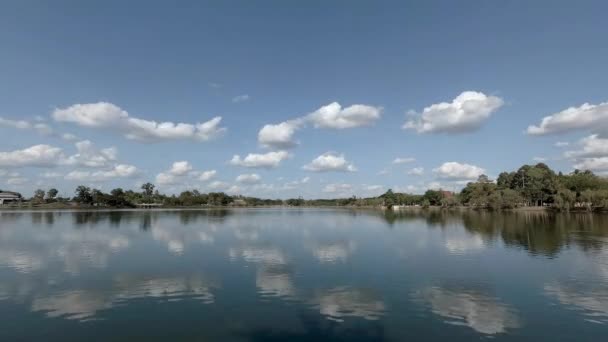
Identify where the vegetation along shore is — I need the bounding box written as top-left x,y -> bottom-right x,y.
2,163 -> 608,212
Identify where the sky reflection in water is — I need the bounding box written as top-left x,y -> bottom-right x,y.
1,209 -> 608,341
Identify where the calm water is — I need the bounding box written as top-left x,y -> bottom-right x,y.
1,208 -> 607,341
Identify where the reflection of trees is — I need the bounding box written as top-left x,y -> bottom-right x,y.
38,209 -> 235,230
370,209 -> 608,258
461,211 -> 608,257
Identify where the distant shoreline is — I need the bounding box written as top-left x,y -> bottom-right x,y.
2,204 -> 601,213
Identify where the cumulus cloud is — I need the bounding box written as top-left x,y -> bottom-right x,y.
392,157 -> 415,164
236,173 -> 261,184
155,161 -> 215,185
403,91 -> 504,134
433,162 -> 485,180
197,170 -> 217,181
7,177 -> 28,185
230,151 -> 289,169
0,144 -> 65,168
407,167 -> 424,176
65,140 -> 118,168
207,180 -> 230,190
565,135 -> 608,159
52,102 -> 226,143
573,158 -> 608,173
562,135 -> 608,173
65,164 -> 139,182
527,101 -> 608,135
0,117 -> 54,135
323,183 -> 353,193
62,133 -> 80,142
303,152 -> 357,172
307,102 -> 382,129
258,120 -> 303,149
257,102 -> 382,149
232,94 -> 250,103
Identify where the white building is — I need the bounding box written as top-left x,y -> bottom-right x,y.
0,191 -> 22,205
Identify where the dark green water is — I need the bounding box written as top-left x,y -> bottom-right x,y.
1,208 -> 607,341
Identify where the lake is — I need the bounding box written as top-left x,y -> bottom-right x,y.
1,208 -> 607,341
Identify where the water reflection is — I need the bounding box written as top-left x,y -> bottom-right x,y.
29,274 -> 219,321
413,286 -> 520,334
1,209 -> 608,340
310,240 -> 357,264
313,287 -> 386,322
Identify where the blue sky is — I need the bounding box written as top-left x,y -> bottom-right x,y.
1,0 -> 608,198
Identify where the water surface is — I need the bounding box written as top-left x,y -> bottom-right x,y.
1,208 -> 607,341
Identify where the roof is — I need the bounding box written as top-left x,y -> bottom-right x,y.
0,191 -> 21,198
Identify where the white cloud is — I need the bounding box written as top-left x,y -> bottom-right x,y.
52,102 -> 226,143
232,94 -> 250,103
403,91 -> 504,134
555,141 -> 569,147
65,140 -> 118,168
62,133 -> 79,141
281,176 -> 311,190
65,164 -> 139,182
323,183 -> 353,194
527,101 -> 608,135
532,156 -> 547,162
573,157 -> 608,173
364,185 -> 384,192
303,152 -> 357,172
41,171 -> 62,178
197,170 -> 216,181
236,173 -> 261,184
257,102 -> 382,149
565,135 -> 608,159
0,117 -> 31,129
156,161 -> 216,186
0,144 -> 65,168
407,167 -> 424,176
562,135 -> 608,173
257,120 -> 302,149
307,102 -> 382,129
208,181 -> 230,191
7,177 -> 28,185
0,117 -> 53,135
433,162 -> 485,180
392,157 -> 415,164
0,170 -> 18,178
230,151 -> 289,169
168,161 -> 193,176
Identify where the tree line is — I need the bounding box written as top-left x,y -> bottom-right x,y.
20,163 -> 608,210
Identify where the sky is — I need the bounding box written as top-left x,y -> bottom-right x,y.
1,0 -> 608,199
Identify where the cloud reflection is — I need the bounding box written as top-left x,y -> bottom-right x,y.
312,287 -> 385,322
414,286 -> 520,334
545,282 -> 608,324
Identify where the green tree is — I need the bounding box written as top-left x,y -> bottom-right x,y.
46,188 -> 59,201
141,183 -> 155,198
423,190 -> 442,206
33,189 -> 45,203
74,186 -> 93,204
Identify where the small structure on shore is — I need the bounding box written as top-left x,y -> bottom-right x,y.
0,191 -> 22,205
135,203 -> 163,209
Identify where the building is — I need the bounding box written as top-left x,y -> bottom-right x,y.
0,191 -> 22,205
440,190 -> 454,199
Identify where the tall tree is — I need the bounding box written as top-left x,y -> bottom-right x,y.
47,188 -> 59,201
141,183 -> 155,197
